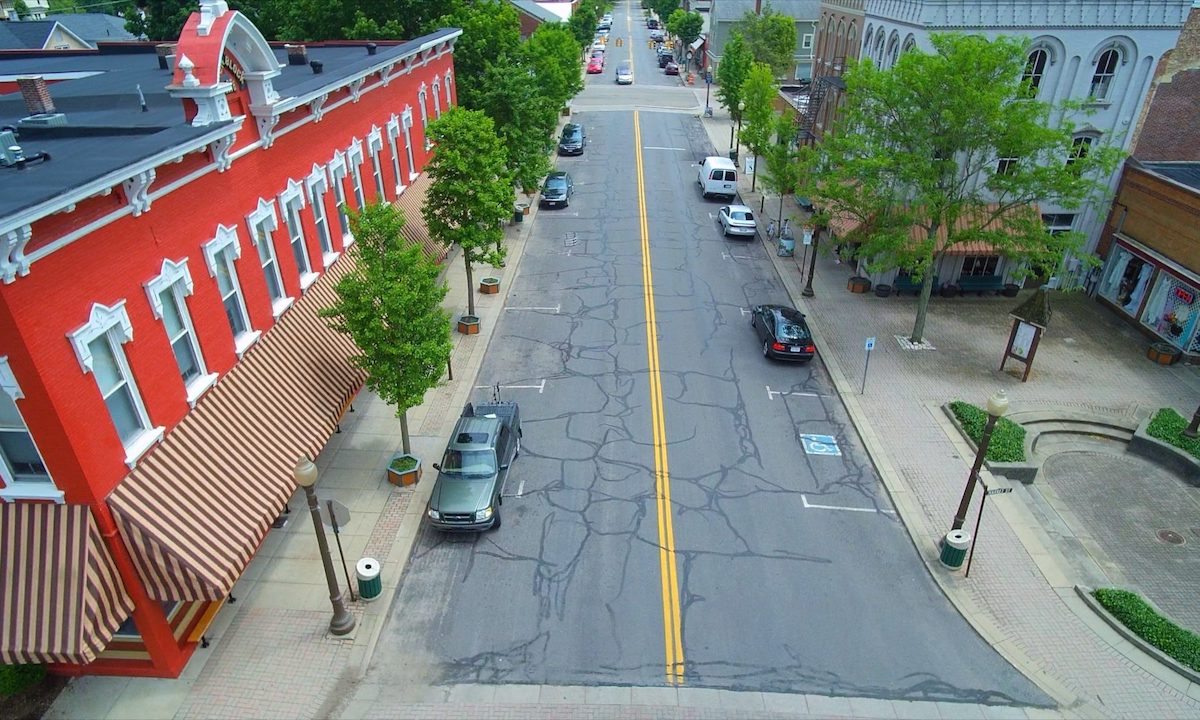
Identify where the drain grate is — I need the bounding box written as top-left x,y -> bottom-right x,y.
564,232 -> 578,247
1157,529 -> 1186,546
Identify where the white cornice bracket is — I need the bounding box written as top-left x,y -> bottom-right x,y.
1,225 -> 32,284
122,169 -> 156,216
256,114 -> 279,148
349,77 -> 365,102
209,132 -> 236,171
381,62 -> 397,86
310,93 -> 329,122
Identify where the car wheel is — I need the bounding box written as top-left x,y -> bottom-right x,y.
762,340 -> 771,358
491,509 -> 502,530
514,434 -> 521,459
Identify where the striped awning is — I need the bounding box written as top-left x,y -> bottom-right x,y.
107,257 -> 367,601
1,503 -> 134,665
826,203 -> 1039,255
393,173 -> 450,263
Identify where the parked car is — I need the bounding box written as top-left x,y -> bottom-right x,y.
649,29 -> 665,41
647,18 -> 659,29
558,123 -> 585,156
664,61 -> 679,76
426,401 -> 521,532
750,305 -> 816,362
615,64 -> 633,85
540,171 -> 574,208
718,205 -> 756,238
657,53 -> 672,68
587,57 -> 604,74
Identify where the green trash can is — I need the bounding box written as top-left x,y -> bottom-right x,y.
356,557 -> 382,602
939,530 -> 971,569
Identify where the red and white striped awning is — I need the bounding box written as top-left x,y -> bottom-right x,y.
107,257 -> 366,601
1,503 -> 133,665
393,173 -> 450,263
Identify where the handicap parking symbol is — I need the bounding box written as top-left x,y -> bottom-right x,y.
799,434 -> 842,456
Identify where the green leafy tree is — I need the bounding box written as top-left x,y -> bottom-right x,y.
48,0 -> 82,13
435,0 -> 521,110
667,9 -> 703,60
760,115 -> 805,227
424,108 -> 514,319
735,3 -> 797,77
522,23 -> 584,109
477,61 -> 557,193
343,9 -> 405,40
320,203 -> 451,455
13,0 -> 31,18
567,2 -> 599,47
123,0 -> 195,40
716,31 -> 752,124
800,32 -> 1122,343
739,62 -> 776,191
648,0 -> 680,22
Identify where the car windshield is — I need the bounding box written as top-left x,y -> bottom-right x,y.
440,449 -> 497,476
776,320 -> 809,342
618,66 -> 630,74
731,210 -> 753,221
563,128 -> 581,142
545,177 -> 567,190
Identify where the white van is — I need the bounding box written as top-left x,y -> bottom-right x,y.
697,156 -> 737,200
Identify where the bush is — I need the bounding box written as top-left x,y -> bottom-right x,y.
1146,408 -> 1200,462
0,664 -> 45,697
1093,588 -> 1200,672
949,401 -> 1026,462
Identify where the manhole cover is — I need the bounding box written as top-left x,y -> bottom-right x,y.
1157,529 -> 1186,546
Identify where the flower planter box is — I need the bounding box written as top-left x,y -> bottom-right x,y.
457,315 -> 480,335
386,454 -> 422,487
847,276 -> 871,294
1148,342 -> 1181,365
479,277 -> 500,294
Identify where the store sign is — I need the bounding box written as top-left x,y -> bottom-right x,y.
221,52 -> 247,89
1173,286 -> 1195,305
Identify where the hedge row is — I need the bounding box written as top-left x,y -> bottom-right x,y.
1093,588 -> 1200,673
0,663 -> 45,697
949,401 -> 1026,462
1146,407 -> 1200,462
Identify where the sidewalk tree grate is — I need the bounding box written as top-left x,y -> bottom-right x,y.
1157,529 -> 1186,546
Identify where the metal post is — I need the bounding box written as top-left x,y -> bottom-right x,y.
1184,403 -> 1200,438
327,500 -> 356,602
802,229 -> 819,297
303,484 -> 356,635
951,413 -> 999,531
965,479 -> 987,578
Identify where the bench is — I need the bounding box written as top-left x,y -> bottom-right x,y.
956,275 -> 1005,295
894,274 -> 923,296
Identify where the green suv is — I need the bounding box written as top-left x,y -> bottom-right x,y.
426,401 -> 521,531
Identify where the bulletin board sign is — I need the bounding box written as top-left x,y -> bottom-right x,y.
1000,317 -> 1043,382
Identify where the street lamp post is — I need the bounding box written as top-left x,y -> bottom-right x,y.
704,64 -> 712,112
950,391 -> 1010,531
736,100 -> 745,156
1183,403 -> 1200,439
294,457 -> 356,636
802,225 -> 820,297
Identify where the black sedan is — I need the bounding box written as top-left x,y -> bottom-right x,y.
557,123 -> 585,156
750,304 -> 815,361
539,171 -> 574,208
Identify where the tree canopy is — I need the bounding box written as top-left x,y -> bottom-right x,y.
801,32 -> 1122,343
433,0 -> 521,110
476,61 -> 557,193
735,4 -> 797,77
666,9 -> 704,54
715,32 -> 752,123
739,62 -> 776,190
521,23 -> 585,110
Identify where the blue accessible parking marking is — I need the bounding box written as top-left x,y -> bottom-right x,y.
799,434 -> 841,456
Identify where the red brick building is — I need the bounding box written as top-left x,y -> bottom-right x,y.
0,1 -> 457,677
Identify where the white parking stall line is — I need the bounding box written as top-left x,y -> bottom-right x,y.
741,307 -> 753,316
506,305 -> 561,313
475,380 -> 546,394
801,494 -> 894,514
722,251 -> 755,260
516,479 -> 526,497
766,385 -> 820,400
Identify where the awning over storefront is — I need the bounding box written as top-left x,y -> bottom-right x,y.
826,203 -> 1039,255
393,173 -> 450,263
1,503 -> 134,665
689,36 -> 705,51
108,258 -> 367,601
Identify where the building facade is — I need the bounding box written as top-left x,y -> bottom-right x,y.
0,0 -> 457,677
706,0 -> 820,80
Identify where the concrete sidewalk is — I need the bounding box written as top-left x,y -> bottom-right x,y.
688,89 -> 1200,718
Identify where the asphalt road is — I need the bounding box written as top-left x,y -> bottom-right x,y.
362,0 -> 1050,707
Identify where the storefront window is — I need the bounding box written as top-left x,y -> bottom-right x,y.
1139,273 -> 1200,350
1098,247 -> 1153,316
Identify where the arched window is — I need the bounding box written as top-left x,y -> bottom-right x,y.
886,32 -> 900,68
1090,48 -> 1120,99
1023,48 -> 1049,98
902,35 -> 916,53
1067,135 -> 1096,166
874,31 -> 886,64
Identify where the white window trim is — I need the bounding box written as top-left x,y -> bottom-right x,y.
444,71 -> 452,106
202,225 -> 261,356
0,357 -> 63,502
347,138 -> 367,210
328,149 -> 355,247
402,107 -> 418,182
306,163 -> 340,267
246,197 -> 294,317
418,84 -> 431,150
432,80 -> 442,117
279,179 -> 319,289
386,113 -> 407,196
144,258 -> 218,407
67,301 -> 164,468
802,33 -> 813,50
367,125 -> 387,203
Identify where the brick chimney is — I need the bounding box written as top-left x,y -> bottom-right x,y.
286,44 -> 308,66
156,43 -> 177,70
17,77 -> 55,115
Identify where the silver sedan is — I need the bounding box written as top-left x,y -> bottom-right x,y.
718,205 -> 757,238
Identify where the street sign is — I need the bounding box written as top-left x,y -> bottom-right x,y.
705,71 -> 713,84
865,337 -> 876,351
985,487 -> 1013,496
799,434 -> 841,456
319,498 -> 351,529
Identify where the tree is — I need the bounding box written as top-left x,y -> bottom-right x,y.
123,0 -> 195,40
48,0 -> 82,13
522,23 -> 585,110
716,31 -> 752,124
567,2 -> 599,48
434,0 -> 521,110
343,9 -> 405,40
800,33 -> 1122,344
666,9 -> 703,60
477,61 -> 557,192
647,0 -> 680,22
423,108 -> 513,319
13,0 -> 31,18
320,204 -> 451,456
760,115 -> 805,228
735,3 -> 797,77
739,62 -> 776,191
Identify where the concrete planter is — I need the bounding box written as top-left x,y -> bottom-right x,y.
479,277 -> 500,295
941,403 -> 1039,484
1128,418 -> 1200,486
874,283 -> 892,298
1147,341 -> 1181,365
457,315 -> 480,335
386,454 -> 421,487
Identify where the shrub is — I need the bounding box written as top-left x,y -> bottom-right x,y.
0,664 -> 45,697
1093,588 -> 1200,673
389,455 -> 418,472
1146,408 -> 1200,462
949,401 -> 1026,462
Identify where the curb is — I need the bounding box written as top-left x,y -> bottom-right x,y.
1075,585 -> 1200,687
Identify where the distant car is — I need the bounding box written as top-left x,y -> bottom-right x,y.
558,123 -> 585,156
658,53 -> 672,68
591,40 -> 606,53
540,171 -> 574,208
615,64 -> 633,85
587,57 -> 604,74
751,305 -> 816,362
718,205 -> 756,237
665,61 -> 679,76
650,29 -> 665,41
647,18 -> 659,29
591,48 -> 605,61
596,26 -> 610,36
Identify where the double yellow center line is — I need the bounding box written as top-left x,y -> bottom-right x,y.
633,111 -> 685,685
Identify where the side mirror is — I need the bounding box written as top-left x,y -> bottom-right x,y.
432,462 -> 441,471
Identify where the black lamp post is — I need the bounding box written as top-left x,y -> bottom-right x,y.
950,390 -> 1010,531
294,457 -> 356,636
802,225 -> 820,297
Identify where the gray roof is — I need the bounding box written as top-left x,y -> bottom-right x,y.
49,13 -> 139,43
508,0 -> 561,23
710,0 -> 821,23
1142,161 -> 1200,193
0,20 -> 58,49
0,29 -> 459,220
